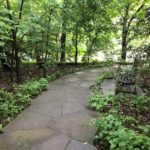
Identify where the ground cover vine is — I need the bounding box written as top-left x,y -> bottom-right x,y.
88,71 -> 150,150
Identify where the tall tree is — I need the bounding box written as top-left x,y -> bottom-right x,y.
60,0 -> 67,63
5,0 -> 25,83
121,1 -> 144,60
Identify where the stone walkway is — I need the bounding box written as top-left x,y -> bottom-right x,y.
101,79 -> 116,96
0,68 -> 103,150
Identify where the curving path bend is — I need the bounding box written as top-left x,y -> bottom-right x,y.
0,68 -> 104,150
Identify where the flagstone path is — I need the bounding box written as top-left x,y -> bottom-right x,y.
0,68 -> 111,150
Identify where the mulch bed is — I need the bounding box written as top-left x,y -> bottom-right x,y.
0,64 -> 79,89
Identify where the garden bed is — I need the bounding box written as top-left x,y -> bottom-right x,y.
88,71 -> 150,150
0,62 -> 112,89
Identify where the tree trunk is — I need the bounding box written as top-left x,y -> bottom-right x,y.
6,0 -> 24,83
15,48 -> 21,83
121,29 -> 128,60
10,44 -> 14,82
75,26 -> 78,66
60,0 -> 67,63
13,35 -> 21,83
120,3 -> 144,60
43,52 -> 48,78
60,32 -> 66,63
121,4 -> 130,60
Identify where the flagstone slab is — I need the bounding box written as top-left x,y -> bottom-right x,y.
46,110 -> 98,143
62,102 -> 86,115
31,90 -> 66,104
26,102 -> 62,118
0,129 -> 58,150
66,140 -> 97,150
75,71 -> 85,75
31,134 -> 70,150
4,111 -> 51,132
66,88 -> 89,98
101,79 -> 116,96
80,81 -> 95,88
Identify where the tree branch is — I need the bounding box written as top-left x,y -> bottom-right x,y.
5,0 -> 17,42
18,0 -> 24,20
16,0 -> 24,33
19,32 -> 28,45
6,0 -> 12,21
127,3 -> 144,30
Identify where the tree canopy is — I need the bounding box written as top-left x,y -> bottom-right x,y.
0,0 -> 149,83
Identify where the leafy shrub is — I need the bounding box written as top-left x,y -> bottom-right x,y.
0,90 -> 14,102
89,72 -> 150,150
46,74 -> 56,81
0,78 -> 48,126
130,94 -> 150,111
38,78 -> 48,88
88,91 -> 106,111
15,93 -> 31,106
0,124 -> 2,133
0,101 -> 22,118
18,78 -> 48,97
93,114 -> 150,150
95,71 -> 114,85
0,90 -> 21,119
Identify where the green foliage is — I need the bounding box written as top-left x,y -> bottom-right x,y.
95,71 -> 114,85
0,0 -> 149,84
93,114 -> 150,150
89,90 -> 119,111
128,94 -> 150,111
0,7 -> 12,47
0,101 -> 21,119
89,71 -> 116,112
0,124 -> 3,133
141,65 -> 150,75
0,78 -> 48,124
0,90 -> 21,119
89,72 -> 150,149
46,74 -> 57,81
89,91 -> 106,111
17,78 -> 48,97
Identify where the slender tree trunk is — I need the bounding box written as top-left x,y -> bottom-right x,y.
15,0 -> 24,83
15,48 -> 21,83
56,35 -> 59,61
43,10 -> 53,77
75,25 -> 78,65
121,4 -> 130,60
6,0 -> 24,83
121,28 -> 128,60
43,52 -> 48,78
60,32 -> 66,63
60,0 -> 67,63
12,33 -> 21,83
